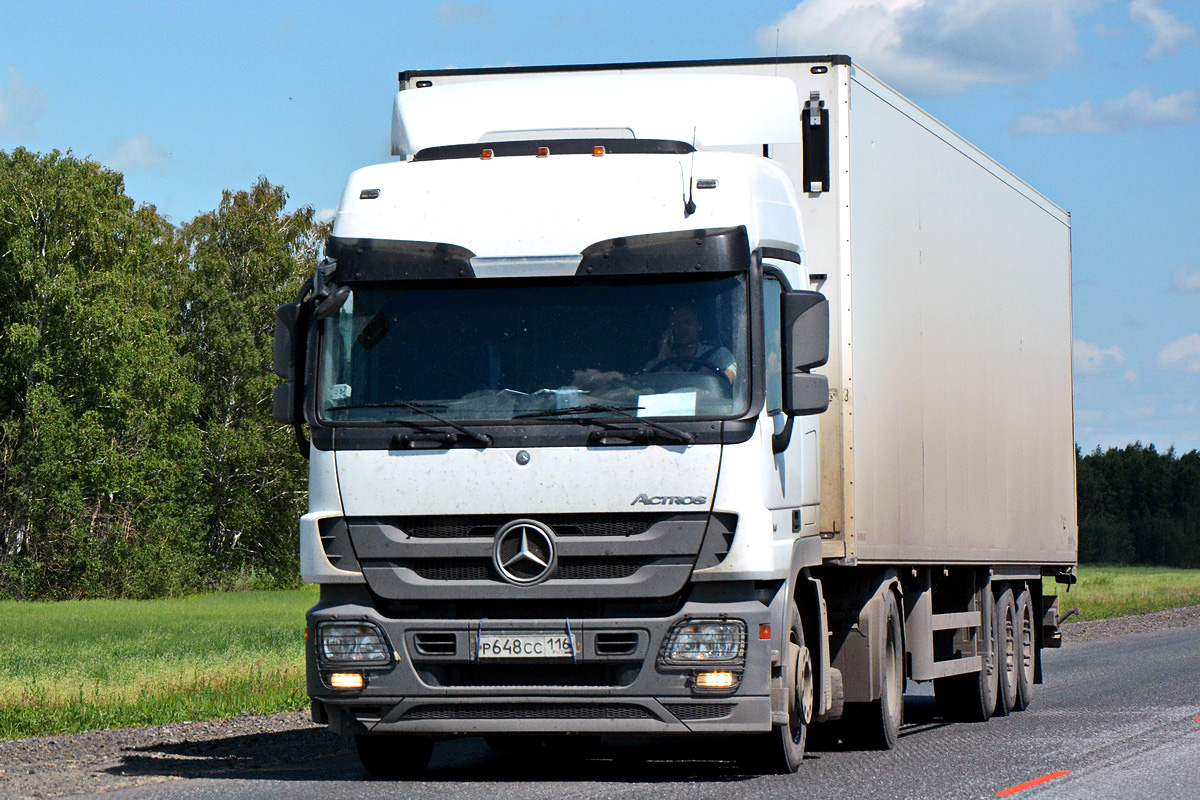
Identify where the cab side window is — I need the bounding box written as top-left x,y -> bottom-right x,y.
764,276 -> 784,414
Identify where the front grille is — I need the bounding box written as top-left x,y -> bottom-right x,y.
662,703 -> 735,721
413,632 -> 458,656
403,557 -> 646,582
416,663 -> 636,688
395,513 -> 668,539
403,703 -> 655,721
351,513 -> 707,601
594,631 -> 640,656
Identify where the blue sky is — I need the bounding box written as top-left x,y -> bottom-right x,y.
2,0 -> 1198,452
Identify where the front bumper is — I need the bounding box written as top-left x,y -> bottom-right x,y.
308,588 -> 777,737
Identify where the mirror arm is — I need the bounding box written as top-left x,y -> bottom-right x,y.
772,415 -> 796,454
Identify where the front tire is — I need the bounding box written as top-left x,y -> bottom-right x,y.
740,600 -> 812,774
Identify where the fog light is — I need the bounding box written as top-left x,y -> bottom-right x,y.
662,619 -> 746,665
317,621 -> 391,665
329,672 -> 365,689
695,670 -> 738,690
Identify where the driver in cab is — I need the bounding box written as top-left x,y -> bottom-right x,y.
646,305 -> 737,385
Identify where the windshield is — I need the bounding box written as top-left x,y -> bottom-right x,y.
317,272 -> 749,423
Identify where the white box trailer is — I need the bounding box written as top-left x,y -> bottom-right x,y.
276,56 -> 1077,777
397,57 -> 1077,568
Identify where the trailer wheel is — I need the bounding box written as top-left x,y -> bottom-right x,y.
354,734 -> 432,777
994,586 -> 1018,717
845,589 -> 903,750
934,581 -> 997,722
739,601 -> 811,774
1013,584 -> 1036,711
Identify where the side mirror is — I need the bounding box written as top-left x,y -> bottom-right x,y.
272,301 -> 304,424
781,290 -> 830,416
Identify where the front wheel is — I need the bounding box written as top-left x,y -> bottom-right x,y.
355,734 -> 432,778
739,600 -> 813,774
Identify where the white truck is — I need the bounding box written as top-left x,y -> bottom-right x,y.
273,56 -> 1077,776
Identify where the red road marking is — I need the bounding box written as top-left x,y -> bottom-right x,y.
996,771 -> 1072,796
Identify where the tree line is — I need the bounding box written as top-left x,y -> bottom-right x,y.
2,147 -> 1198,599
1,148 -> 322,599
1077,443 -> 1200,567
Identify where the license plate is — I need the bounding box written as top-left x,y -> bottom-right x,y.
478,633 -> 576,659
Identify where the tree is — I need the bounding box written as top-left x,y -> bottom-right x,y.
180,177 -> 322,583
0,148 -> 202,597
1076,443 -> 1200,567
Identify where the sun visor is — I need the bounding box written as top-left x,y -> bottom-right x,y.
391,74 -> 803,158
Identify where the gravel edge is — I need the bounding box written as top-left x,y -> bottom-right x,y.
1056,602 -> 1200,643
2,604 -> 1199,798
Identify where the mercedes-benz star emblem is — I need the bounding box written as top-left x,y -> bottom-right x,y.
492,519 -> 558,585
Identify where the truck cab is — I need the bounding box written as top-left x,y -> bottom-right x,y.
276,72 -> 832,774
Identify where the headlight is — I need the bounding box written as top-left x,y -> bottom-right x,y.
661,619 -> 746,665
317,621 -> 391,665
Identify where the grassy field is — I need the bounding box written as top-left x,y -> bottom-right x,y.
0,587 -> 316,739
3,567 -> 1200,739
1043,565 -> 1200,621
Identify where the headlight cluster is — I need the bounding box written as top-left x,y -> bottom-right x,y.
317,621 -> 391,665
661,619 -> 746,665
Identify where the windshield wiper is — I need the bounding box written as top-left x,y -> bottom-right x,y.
515,404 -> 695,445
326,399 -> 492,447
327,400 -> 449,410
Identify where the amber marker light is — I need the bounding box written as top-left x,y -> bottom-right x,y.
759,624 -> 772,640
329,672 -> 365,689
536,146 -> 550,157
593,145 -> 606,156
695,671 -> 737,689
481,149 -> 494,160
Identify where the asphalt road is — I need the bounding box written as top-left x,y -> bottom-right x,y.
64,624 -> 1200,800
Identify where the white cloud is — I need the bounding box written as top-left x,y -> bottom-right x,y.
316,207 -> 336,223
1074,338 -> 1127,374
104,135 -> 166,172
434,2 -> 487,24
0,66 -> 47,138
1124,369 -> 1139,383
1157,333 -> 1200,372
1015,86 -> 1198,134
1172,266 -> 1200,292
1130,0 -> 1197,59
757,0 -> 1088,96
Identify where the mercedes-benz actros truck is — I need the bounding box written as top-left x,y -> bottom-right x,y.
273,56 -> 1077,776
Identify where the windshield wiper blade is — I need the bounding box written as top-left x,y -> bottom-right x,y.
327,400 -> 449,410
514,403 -> 640,419
327,399 -> 491,447
516,404 -> 695,445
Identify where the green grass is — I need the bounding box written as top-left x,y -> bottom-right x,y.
4,567 -> 1200,739
1044,565 -> 1200,622
0,586 -> 316,739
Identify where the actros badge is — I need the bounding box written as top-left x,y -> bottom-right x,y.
492,519 -> 558,585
